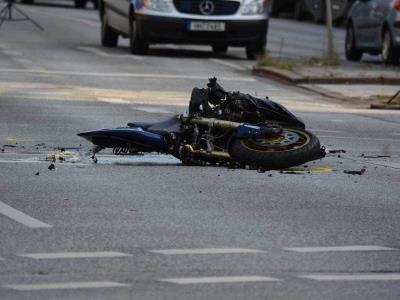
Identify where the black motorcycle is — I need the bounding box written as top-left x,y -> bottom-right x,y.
78,78 -> 325,169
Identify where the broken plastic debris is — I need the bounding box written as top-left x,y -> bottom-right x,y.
344,168 -> 366,175
329,150 -> 346,154
48,163 -> 56,171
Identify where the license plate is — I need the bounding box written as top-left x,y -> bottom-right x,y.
188,22 -> 226,32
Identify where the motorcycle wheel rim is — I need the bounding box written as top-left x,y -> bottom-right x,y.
241,129 -> 311,153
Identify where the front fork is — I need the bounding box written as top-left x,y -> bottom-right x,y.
183,117 -> 281,160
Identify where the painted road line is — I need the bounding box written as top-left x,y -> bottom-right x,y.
209,58 -> 248,71
97,97 -> 131,104
299,274 -> 400,281
0,68 -> 256,82
159,276 -> 280,284
0,201 -> 52,228
3,281 -> 129,291
18,251 -> 132,259
151,248 -> 266,255
285,245 -> 398,253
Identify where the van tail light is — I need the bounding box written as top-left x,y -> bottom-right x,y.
395,0 -> 400,11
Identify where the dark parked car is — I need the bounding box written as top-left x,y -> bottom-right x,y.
345,0 -> 400,64
21,0 -> 98,9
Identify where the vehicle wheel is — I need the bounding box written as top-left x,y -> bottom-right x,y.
269,0 -> 280,17
229,128 -> 324,170
294,0 -> 304,21
75,0 -> 87,8
345,24 -> 362,61
130,17 -> 149,55
212,44 -> 228,53
93,0 -> 99,9
101,12 -> 118,47
21,0 -> 34,4
246,44 -> 265,60
382,29 -> 399,65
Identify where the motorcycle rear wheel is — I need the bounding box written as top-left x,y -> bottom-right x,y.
229,128 -> 322,170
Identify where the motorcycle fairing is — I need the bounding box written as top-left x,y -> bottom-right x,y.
127,115 -> 181,135
78,127 -> 167,151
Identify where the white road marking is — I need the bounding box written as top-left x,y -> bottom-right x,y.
97,97 -> 131,104
209,58 -> 248,71
0,201 -> 52,228
77,46 -> 143,60
285,245 -> 398,253
133,106 -> 173,114
307,129 -> 343,133
330,119 -> 345,123
151,248 -> 266,255
14,59 -> 33,65
299,274 -> 400,281
18,251 -> 132,259
159,276 -> 280,284
0,68 -> 256,82
3,281 -> 129,291
320,135 -> 400,143
3,50 -> 22,56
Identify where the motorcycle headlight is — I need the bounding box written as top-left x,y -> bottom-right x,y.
140,0 -> 173,12
241,0 -> 268,15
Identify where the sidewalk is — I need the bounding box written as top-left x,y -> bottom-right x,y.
253,63 -> 400,109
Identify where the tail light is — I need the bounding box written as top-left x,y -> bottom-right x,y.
394,0 -> 400,11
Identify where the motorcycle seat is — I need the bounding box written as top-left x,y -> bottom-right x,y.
127,115 -> 181,135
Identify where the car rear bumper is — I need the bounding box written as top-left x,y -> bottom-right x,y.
136,15 -> 268,46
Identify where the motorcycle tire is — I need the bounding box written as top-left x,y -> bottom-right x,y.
229,128 -> 323,170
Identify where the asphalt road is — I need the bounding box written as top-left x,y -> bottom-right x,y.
0,2 -> 400,299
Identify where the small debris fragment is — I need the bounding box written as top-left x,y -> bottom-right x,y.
35,172 -> 40,176
35,143 -> 45,147
1,149 -> 4,153
3,144 -> 16,148
268,174 -> 273,177
63,198 -> 69,201
329,150 -> 346,154
58,156 -> 64,162
303,165 -> 308,168
344,168 -> 366,175
362,155 -> 391,159
60,148 -> 66,152
48,163 -> 56,171
93,157 -> 98,164
257,167 -> 266,173
199,190 -> 202,193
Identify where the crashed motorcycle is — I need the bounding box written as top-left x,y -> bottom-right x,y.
78,78 -> 325,169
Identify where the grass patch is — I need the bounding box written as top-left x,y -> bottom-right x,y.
302,55 -> 341,67
258,53 -> 295,71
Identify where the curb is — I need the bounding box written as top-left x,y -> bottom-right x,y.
253,66 -> 400,85
370,103 -> 400,110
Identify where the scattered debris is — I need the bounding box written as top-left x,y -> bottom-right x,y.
48,163 -> 56,171
257,167 -> 266,173
3,144 -> 16,148
35,143 -> 45,147
329,150 -> 346,154
361,154 -> 391,158
344,168 -> 366,175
